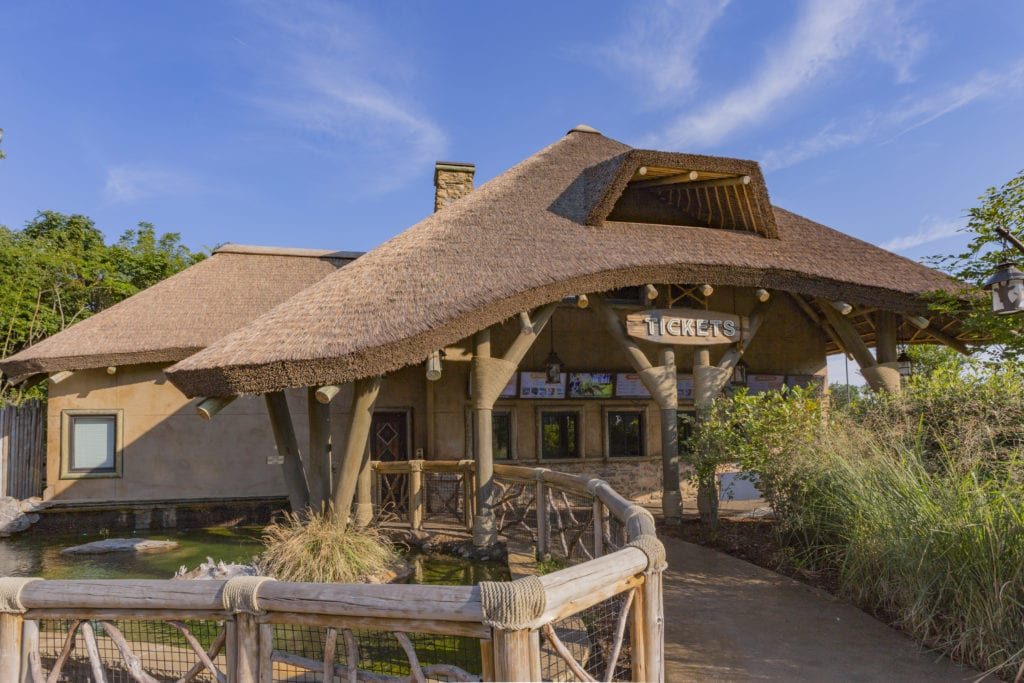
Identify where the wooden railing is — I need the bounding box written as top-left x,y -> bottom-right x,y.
1,462 -> 665,682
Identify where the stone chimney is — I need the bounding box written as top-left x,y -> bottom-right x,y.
434,161 -> 475,212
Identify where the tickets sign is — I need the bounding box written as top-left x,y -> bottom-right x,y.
626,308 -> 745,345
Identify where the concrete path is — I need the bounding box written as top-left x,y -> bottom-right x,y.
661,536 -> 982,682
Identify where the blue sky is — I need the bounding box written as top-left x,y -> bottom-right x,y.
3,1 -> 1023,381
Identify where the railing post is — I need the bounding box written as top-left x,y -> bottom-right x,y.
491,628 -> 541,681
534,469 -> 549,561
628,536 -> 666,683
461,460 -> 475,531
232,614 -> 260,682
0,613 -> 23,682
409,460 -> 424,530
593,498 -> 605,557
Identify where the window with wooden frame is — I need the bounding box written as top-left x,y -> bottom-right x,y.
465,408 -> 516,460
61,409 -> 123,479
605,408 -> 646,458
538,409 -> 583,460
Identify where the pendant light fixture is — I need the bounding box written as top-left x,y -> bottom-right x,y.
545,313 -> 563,384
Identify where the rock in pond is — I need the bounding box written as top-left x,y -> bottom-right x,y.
174,557 -> 260,580
61,538 -> 179,555
0,496 -> 40,537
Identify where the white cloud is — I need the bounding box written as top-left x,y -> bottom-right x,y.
881,218 -> 962,252
598,0 -> 730,103
242,0 -> 444,192
104,165 -> 197,203
761,60 -> 1024,170
653,0 -> 927,149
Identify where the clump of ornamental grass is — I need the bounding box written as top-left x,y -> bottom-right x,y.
257,511 -> 398,584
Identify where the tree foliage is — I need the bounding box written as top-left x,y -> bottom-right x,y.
1,211 -> 204,400
927,169 -> 1024,359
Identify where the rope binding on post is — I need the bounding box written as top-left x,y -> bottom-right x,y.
222,576 -> 276,615
0,577 -> 40,613
479,575 -> 546,630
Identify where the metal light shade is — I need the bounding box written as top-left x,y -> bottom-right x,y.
983,262 -> 1024,315
545,351 -> 563,384
896,351 -> 913,379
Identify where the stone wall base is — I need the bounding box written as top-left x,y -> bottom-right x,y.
34,496 -> 287,534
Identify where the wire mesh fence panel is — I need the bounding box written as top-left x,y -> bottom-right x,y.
546,486 -> 596,564
541,588 -> 636,682
493,478 -> 539,549
35,618 -> 227,682
424,471 -> 466,527
376,471 -> 411,524
606,514 -> 628,552
268,623 -> 483,682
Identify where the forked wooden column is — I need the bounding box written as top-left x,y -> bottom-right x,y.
332,376 -> 382,527
306,387 -> 331,512
591,295 -> 682,521
819,301 -> 900,393
472,303 -> 558,547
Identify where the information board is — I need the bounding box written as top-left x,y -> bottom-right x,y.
519,372 -> 566,399
568,373 -> 614,398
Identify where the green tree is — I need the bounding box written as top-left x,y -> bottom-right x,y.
1,212 -> 204,401
928,170 -> 1024,359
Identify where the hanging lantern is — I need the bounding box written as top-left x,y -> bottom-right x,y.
983,262 -> 1024,315
732,359 -> 748,386
896,350 -> 913,379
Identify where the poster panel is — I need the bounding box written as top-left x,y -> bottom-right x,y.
615,373 -> 651,398
519,372 -> 566,399
568,372 -> 614,398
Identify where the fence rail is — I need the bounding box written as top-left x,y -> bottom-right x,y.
1,461 -> 665,682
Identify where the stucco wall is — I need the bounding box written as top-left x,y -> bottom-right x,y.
45,363 -> 309,502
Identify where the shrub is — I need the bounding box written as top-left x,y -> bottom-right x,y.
258,511 -> 399,583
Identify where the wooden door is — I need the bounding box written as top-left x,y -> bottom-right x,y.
370,411 -> 409,461
371,411 -> 410,517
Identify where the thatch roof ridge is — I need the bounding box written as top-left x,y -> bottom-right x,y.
0,248 -> 356,382
164,129 -> 962,398
214,244 -> 364,259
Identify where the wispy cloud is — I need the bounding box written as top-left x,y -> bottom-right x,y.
104,165 -> 198,203
653,0 -> 927,149
762,60 -> 1024,170
881,218 -> 962,252
597,0 -> 730,103
242,0 -> 444,192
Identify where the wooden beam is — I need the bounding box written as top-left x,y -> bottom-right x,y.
789,294 -> 851,359
707,299 -> 774,395
265,391 -> 311,513
315,384 -> 341,404
819,301 -> 876,370
590,296 -> 653,372
306,386 -> 331,512
910,319 -> 970,355
630,170 -> 698,189
196,396 -> 236,421
49,370 -> 73,385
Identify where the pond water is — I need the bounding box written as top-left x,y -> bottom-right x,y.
0,526 -> 509,585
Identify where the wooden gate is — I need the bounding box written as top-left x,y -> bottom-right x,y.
0,400 -> 45,499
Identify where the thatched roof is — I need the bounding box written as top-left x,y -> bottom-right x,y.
0,245 -> 359,382
166,127 -> 964,398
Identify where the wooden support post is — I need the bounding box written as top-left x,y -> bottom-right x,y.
197,395 -> 237,421
820,302 -> 900,393
472,303 -> 558,548
591,295 -> 681,521
232,614 -> 260,683
875,311 -> 898,364
20,618 -> 36,683
409,460 -> 424,530
631,572 -> 665,683
332,376 -> 382,527
0,613 -> 23,683
462,461 -> 475,531
306,387 -> 331,512
354,455 -> 373,527
264,392 -> 311,513
789,293 -> 851,359
258,624 -> 273,683
491,628 -> 541,681
592,498 -> 605,557
535,471 -> 549,560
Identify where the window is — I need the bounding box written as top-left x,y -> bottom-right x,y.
466,409 -> 515,460
492,411 -> 512,460
607,410 -> 644,457
61,410 -> 123,478
540,411 -> 581,460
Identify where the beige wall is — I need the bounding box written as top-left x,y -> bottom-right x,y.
47,287 -> 826,504
45,363 -> 310,502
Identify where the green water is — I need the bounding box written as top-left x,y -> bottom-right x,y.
0,527 -> 509,585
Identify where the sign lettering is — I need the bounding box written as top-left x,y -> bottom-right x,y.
626,308 -> 746,346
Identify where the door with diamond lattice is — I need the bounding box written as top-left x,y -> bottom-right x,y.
371,411 -> 409,517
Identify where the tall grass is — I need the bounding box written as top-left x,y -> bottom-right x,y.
258,511 -> 399,583
707,362 -> 1024,679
